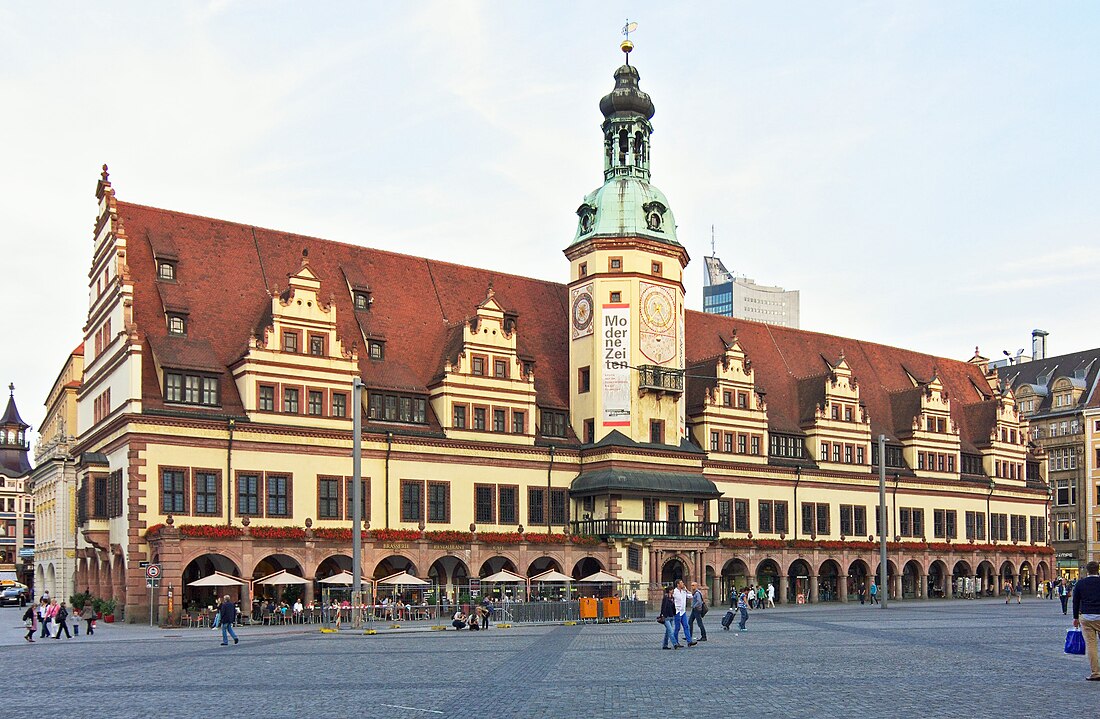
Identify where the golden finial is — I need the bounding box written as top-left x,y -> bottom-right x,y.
621,20 -> 637,63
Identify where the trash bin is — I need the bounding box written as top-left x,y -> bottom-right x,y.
600,597 -> 620,621
579,597 -> 598,622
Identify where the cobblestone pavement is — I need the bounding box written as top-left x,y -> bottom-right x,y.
2,598 -> 1096,718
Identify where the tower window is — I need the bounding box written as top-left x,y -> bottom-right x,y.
578,367 -> 591,393
609,257 -> 623,272
610,291 -> 621,303
651,261 -> 662,276
579,262 -> 588,278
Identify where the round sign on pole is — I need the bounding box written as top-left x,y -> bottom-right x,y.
147,564 -> 161,579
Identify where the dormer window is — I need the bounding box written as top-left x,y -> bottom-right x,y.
282,331 -> 299,354
158,261 -> 176,281
167,314 -> 187,335
354,291 -> 371,311
368,340 -> 384,361
309,334 -> 325,356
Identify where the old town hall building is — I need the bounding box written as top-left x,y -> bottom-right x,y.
70,47 -> 1051,621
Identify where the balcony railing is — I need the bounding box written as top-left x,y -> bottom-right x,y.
638,365 -> 684,394
572,518 -> 719,539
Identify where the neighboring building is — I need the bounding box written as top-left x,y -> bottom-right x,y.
70,44 -> 1049,623
702,253 -> 800,328
0,386 -> 34,586
1000,346 -> 1100,579
986,329 -> 1049,371
28,344 -> 84,600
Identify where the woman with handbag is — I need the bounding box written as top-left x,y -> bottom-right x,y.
659,586 -> 678,649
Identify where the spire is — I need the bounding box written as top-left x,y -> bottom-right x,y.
1,385 -> 29,429
599,40 -> 655,182
0,385 -> 31,478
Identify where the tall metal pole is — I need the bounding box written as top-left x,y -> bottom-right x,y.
352,378 -> 363,602
878,434 -> 888,609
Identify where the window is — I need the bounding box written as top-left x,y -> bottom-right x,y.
283,387 -> 299,413
643,497 -> 658,522
257,382 -> 272,411
965,510 -> 986,541
844,406 -> 853,422
331,393 -> 347,418
509,410 -> 525,435
832,444 -> 841,463
724,433 -> 733,453
734,499 -> 749,532
401,480 -> 423,523
318,477 -> 341,519
717,499 -> 732,531
774,501 -> 788,534
723,391 -> 732,407
899,508 -> 923,537
856,446 -> 865,464
710,431 -> 720,452
757,500 -> 773,533
1029,516 -> 1045,543
832,404 -> 839,420
309,334 -> 325,356
609,257 -> 622,271
354,291 -> 371,310
266,475 -> 290,517
737,435 -> 747,454
167,314 -> 186,335
844,445 -> 853,464
737,392 -> 748,409
473,408 -> 486,431
583,419 -> 594,444
1010,514 -> 1027,542
840,505 -> 865,536
194,471 -> 219,515
345,478 -> 369,522
184,375 -> 201,403
751,435 -> 760,455
237,474 -> 260,516
493,359 -> 508,378
165,371 -> 219,406
427,482 -> 449,523
282,331 -> 298,353
301,390 -> 322,416
528,487 -> 545,525
801,503 -> 814,536
990,513 -> 1008,542
820,443 -> 829,462
649,420 -> 663,444
475,485 -> 495,524
499,486 -> 518,525
161,469 -> 186,514
578,262 -> 587,278
158,261 -> 176,281
610,291 -> 621,303
770,434 -> 805,460
578,367 -> 591,393
368,340 -> 384,360
493,409 -> 506,432
366,392 -> 428,423
627,545 -> 641,572
650,261 -> 663,275
550,488 -> 567,525
453,405 -> 467,429
541,410 -> 568,437
471,356 -> 485,376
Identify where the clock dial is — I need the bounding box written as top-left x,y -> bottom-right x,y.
641,287 -> 674,333
572,292 -> 594,333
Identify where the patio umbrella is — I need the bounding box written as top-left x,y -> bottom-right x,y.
482,569 -> 526,583
576,570 -> 622,584
255,569 -> 310,585
187,571 -> 245,587
529,569 -> 573,583
318,571 -> 356,585
376,571 -> 429,586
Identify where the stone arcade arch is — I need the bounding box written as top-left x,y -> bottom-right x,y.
951,560 -> 973,598
478,556 -> 518,578
660,556 -> 689,587
373,555 -> 417,580
182,553 -> 243,610
976,560 -> 996,597
571,556 -> 604,580
428,556 -> 469,602
756,559 -> 781,601
788,559 -> 812,603
927,560 -> 948,598
721,558 -> 749,604
848,558 -> 871,602
253,553 -> 306,603
902,559 -> 923,599
818,559 -> 842,602
874,560 -> 898,600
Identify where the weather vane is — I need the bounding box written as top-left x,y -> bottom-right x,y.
621,19 -> 638,60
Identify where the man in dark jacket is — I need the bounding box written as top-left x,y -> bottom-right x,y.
1072,561 -> 1100,681
660,587 -> 678,649
218,595 -> 240,646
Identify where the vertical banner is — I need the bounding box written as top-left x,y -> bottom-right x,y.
602,303 -> 631,427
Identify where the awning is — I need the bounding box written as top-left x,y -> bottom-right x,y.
188,572 -> 245,587
569,468 -> 720,498
255,569 -> 309,585
530,570 -> 573,583
317,571 -> 356,585
576,570 -> 623,584
376,571 -> 429,586
481,570 -> 526,583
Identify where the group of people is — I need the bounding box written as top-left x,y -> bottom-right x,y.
734,582 -> 776,610
855,581 -> 880,605
451,598 -> 494,630
659,579 -> 710,649
21,592 -> 96,643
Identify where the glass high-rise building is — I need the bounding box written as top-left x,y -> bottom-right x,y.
703,254 -> 800,328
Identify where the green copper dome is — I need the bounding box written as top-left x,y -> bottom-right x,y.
571,52 -> 680,247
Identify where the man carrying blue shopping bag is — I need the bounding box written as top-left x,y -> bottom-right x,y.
1071,560 -> 1100,681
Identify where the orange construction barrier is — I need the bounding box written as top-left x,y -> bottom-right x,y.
579,597 -> 599,621
600,596 -> 621,621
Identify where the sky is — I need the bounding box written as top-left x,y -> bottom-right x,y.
2,1 -> 1098,442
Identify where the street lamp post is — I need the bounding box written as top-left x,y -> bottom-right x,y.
352,378 -> 364,625
878,434 -> 888,609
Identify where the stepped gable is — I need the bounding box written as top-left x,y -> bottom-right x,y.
684,309 -> 994,445
117,201 -> 571,411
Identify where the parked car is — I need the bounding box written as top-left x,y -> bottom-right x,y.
0,583 -> 31,607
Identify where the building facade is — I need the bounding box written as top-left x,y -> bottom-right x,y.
28,345 -> 84,599
0,387 -> 35,585
69,47 -> 1050,622
1000,347 -> 1100,578
702,254 -> 800,328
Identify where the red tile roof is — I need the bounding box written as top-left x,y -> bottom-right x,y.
118,200 -> 1001,447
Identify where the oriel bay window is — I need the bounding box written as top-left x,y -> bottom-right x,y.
161,468 -> 187,514
259,385 -> 275,411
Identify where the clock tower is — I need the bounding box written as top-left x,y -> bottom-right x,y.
565,42 -> 690,446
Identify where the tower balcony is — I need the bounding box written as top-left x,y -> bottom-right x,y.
572,518 -> 718,540
638,365 -> 683,394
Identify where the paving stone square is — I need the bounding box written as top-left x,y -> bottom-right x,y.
3,599 -> 1095,718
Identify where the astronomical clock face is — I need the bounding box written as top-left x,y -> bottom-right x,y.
571,290 -> 594,337
640,286 -> 674,333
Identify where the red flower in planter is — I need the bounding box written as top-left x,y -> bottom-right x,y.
369,528 -> 422,541
313,528 -> 353,541
145,523 -> 166,539
476,532 -> 524,545
250,526 -> 307,541
424,530 -> 474,543
178,524 -> 244,539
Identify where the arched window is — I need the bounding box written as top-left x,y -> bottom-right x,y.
635,131 -> 645,164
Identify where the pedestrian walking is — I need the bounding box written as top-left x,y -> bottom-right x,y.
80,602 -> 96,636
672,579 -> 695,647
54,602 -> 72,639
869,581 -> 878,605
1071,561 -> 1100,681
729,587 -> 737,609
757,585 -> 766,609
1003,580 -> 1014,604
1014,581 -> 1023,604
737,588 -> 750,631
22,604 -> 36,643
1060,580 -> 1070,615
689,581 -> 707,642
217,594 -> 239,646
38,598 -> 51,639
660,587 -> 678,649
857,584 -> 866,605
766,582 -> 775,608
